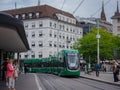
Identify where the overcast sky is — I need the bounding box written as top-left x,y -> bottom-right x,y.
0,0 -> 118,23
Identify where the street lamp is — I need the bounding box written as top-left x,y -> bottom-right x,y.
96,19 -> 100,64
57,18 -> 59,54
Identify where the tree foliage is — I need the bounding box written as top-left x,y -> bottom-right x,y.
73,27 -> 120,62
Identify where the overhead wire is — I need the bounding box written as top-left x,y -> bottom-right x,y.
72,0 -> 85,14
60,0 -> 66,10
90,0 -> 112,17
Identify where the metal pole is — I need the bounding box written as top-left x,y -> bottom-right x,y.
96,19 -> 100,64
57,19 -> 59,55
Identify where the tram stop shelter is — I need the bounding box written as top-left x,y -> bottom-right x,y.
0,12 -> 29,77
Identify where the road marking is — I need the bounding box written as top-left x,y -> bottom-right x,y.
34,74 -> 42,90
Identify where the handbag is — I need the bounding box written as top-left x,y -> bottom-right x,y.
13,70 -> 18,78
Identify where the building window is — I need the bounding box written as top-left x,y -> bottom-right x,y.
15,15 -> 19,19
60,25 -> 62,30
36,12 -> 39,18
66,35 -> 69,40
66,26 -> 68,31
31,54 -> 35,58
38,41 -> 43,47
29,13 -> 32,18
39,21 -> 43,27
32,32 -> 35,37
59,42 -> 61,48
39,31 -> 43,37
62,33 -> 65,39
118,18 -> 120,23
19,54 -> 21,58
70,27 -> 72,32
62,43 -> 65,48
59,33 -> 61,38
31,41 -> 35,47
67,18 -> 69,22
49,51 -> 52,56
117,26 -> 120,31
25,23 -> 28,28
73,36 -> 75,41
50,22 -> 52,27
22,14 -> 25,19
49,41 -> 52,47
63,25 -> 65,30
49,30 -> 52,37
24,54 -> 28,58
70,35 -> 72,40
38,51 -> 42,58
54,32 -> 57,38
67,45 -> 69,49
54,23 -> 56,28
32,22 -> 35,28
54,41 -> 57,47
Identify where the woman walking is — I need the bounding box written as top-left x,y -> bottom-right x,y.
6,59 -> 16,90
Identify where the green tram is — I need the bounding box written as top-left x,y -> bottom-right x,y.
24,50 -> 80,76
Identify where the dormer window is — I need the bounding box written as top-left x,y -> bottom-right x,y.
15,15 -> 19,19
29,13 -> 32,18
22,14 -> 25,19
36,12 -> 39,18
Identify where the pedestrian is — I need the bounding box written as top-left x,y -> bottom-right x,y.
6,59 -> 16,90
103,63 -> 107,72
1,58 -> 9,87
24,64 -> 28,74
13,61 -> 19,78
112,60 -> 119,82
94,62 -> 100,77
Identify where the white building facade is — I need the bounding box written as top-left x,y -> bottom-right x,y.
4,5 -> 83,59
111,1 -> 120,36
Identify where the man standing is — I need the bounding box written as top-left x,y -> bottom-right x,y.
1,58 -> 9,81
94,62 -> 100,77
113,60 -> 119,82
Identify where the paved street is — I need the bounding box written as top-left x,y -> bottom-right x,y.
0,72 -> 120,90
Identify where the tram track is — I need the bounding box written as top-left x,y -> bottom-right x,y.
37,73 -> 120,90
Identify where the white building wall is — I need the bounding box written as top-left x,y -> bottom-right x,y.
112,19 -> 120,35
17,18 -> 83,59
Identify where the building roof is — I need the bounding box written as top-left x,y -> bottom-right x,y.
111,1 -> 120,19
101,1 -> 106,21
111,14 -> 120,19
0,12 -> 30,52
3,5 -> 75,19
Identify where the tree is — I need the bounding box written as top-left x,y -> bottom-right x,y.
73,27 -> 120,63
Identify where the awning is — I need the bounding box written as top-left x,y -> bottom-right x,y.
0,12 -> 30,52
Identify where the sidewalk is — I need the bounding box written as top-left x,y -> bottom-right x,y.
0,73 -> 41,90
80,71 -> 120,87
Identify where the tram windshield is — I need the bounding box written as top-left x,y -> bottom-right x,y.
67,53 -> 79,70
